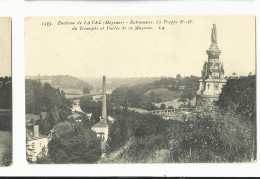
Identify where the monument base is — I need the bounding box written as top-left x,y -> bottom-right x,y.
196,94 -> 218,111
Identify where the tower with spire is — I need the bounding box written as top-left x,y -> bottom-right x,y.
196,24 -> 226,107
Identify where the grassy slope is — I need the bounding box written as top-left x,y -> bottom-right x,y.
144,88 -> 182,102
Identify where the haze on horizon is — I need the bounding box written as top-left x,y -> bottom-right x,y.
25,16 -> 255,79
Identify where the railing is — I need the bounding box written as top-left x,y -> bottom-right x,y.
144,108 -> 194,116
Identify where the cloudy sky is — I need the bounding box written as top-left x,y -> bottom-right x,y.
0,18 -> 11,77
25,15 -> 255,78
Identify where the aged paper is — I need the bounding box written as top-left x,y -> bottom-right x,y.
0,17 -> 12,167
25,15 -> 255,164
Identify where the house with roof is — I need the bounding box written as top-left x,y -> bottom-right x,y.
26,125 -> 49,162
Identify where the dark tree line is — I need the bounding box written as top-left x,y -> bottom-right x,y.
79,96 -> 114,123
26,80 -> 72,135
37,119 -> 102,164
0,77 -> 12,131
26,79 -> 72,115
0,77 -> 12,109
215,75 -> 256,123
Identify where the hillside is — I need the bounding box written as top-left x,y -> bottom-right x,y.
26,75 -> 92,90
80,77 -> 161,90
110,76 -> 200,110
144,88 -> 182,103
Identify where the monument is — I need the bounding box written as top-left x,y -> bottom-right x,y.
196,24 -> 226,107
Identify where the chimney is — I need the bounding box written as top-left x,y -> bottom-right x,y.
34,125 -> 39,138
102,76 -> 107,124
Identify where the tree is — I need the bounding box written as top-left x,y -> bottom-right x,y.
168,106 -> 174,109
160,103 -> 166,109
216,75 -> 256,123
83,87 -> 90,94
48,122 -> 102,163
176,74 -> 181,80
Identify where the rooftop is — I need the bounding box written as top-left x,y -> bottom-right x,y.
26,129 -> 48,141
91,122 -> 108,128
26,114 -> 40,124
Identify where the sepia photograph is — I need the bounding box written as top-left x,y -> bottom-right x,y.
0,17 -> 12,167
25,15 -> 256,164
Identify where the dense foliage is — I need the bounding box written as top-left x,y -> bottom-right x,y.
79,96 -> 114,123
102,75 -> 256,163
105,109 -> 255,163
110,76 -> 199,110
0,110 -> 12,131
34,75 -> 93,90
26,80 -> 72,135
47,121 -> 102,164
26,80 -> 72,115
0,77 -> 12,109
216,75 -> 256,123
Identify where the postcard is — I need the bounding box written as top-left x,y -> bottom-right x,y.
25,15 -> 256,164
0,17 -> 12,167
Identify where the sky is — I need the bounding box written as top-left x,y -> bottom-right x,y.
25,15 -> 255,78
0,18 -> 11,77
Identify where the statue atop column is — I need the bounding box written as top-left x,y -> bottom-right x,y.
211,24 -> 217,44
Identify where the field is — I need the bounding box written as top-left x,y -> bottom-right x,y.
144,88 -> 182,102
0,131 -> 12,166
154,99 -> 184,109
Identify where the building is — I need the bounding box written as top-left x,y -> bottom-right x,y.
91,76 -> 109,141
196,24 -> 226,107
26,125 -> 49,162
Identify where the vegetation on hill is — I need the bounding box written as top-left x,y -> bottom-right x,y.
0,77 -> 12,110
26,79 -> 72,135
50,75 -> 93,90
79,96 -> 114,123
104,107 -> 255,163
0,110 -> 12,131
81,77 -> 161,90
26,80 -> 72,115
0,77 -> 12,131
215,75 -> 256,123
27,75 -> 256,164
43,120 -> 102,164
102,75 -> 256,163
110,75 -> 200,110
26,75 -> 93,91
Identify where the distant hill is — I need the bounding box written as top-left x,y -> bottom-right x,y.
80,77 -> 161,90
110,76 -> 200,110
26,75 -> 92,90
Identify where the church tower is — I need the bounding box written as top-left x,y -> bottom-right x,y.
196,24 -> 226,107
